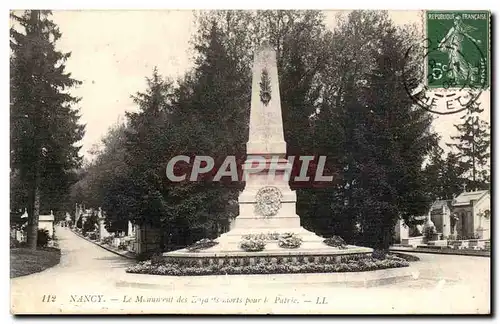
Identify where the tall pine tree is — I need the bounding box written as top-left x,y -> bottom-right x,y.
166,20 -> 249,245
447,103 -> 490,191
10,10 -> 85,249
120,69 -> 175,243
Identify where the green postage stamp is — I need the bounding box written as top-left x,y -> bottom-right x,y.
426,11 -> 490,89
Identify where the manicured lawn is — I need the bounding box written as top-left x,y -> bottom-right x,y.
10,247 -> 61,278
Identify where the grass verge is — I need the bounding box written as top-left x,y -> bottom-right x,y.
10,247 -> 61,278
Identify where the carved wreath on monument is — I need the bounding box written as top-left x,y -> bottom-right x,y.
259,68 -> 272,105
255,186 -> 283,217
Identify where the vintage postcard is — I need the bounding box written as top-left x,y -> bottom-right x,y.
9,9 -> 491,315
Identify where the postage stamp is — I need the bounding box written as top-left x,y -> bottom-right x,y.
402,10 -> 490,115
426,11 -> 490,89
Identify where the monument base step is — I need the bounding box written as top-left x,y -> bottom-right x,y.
162,245 -> 374,269
163,226 -> 373,262
207,226 -> 326,251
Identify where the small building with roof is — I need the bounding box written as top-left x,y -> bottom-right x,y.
451,190 -> 490,239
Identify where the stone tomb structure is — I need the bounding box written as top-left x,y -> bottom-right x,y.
38,211 -> 55,239
451,190 -> 490,240
163,44 -> 372,264
97,208 -> 111,240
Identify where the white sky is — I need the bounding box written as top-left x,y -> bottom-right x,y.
48,10 -> 490,158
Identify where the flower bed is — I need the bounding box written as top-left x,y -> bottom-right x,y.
126,254 -> 409,276
186,238 -> 219,252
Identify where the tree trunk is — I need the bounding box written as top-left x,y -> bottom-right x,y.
472,118 -> 477,190
26,162 -> 41,250
372,226 -> 391,259
472,134 -> 476,190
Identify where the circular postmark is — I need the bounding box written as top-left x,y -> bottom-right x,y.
254,186 -> 282,217
402,33 -> 487,115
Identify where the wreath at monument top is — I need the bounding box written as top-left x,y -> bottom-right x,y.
259,68 -> 272,106
255,186 -> 282,217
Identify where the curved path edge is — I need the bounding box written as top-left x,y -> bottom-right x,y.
70,229 -> 136,260
390,247 -> 490,257
117,267 -> 414,290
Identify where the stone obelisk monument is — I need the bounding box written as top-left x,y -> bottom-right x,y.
215,43 -> 325,249
234,44 -> 301,230
246,43 -> 287,156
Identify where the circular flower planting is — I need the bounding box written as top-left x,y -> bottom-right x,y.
126,254 -> 411,276
240,238 -> 266,252
324,235 -> 347,249
254,186 -> 283,217
186,238 -> 219,252
278,233 -> 302,249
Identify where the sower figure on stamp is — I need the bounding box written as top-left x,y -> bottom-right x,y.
438,15 -> 482,83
